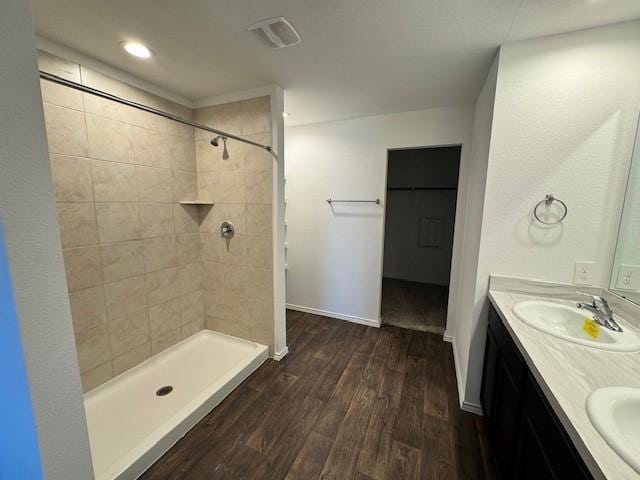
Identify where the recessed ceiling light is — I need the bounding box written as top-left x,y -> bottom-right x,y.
122,42 -> 153,59
283,112 -> 290,118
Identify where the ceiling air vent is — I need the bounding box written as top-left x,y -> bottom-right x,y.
249,17 -> 301,49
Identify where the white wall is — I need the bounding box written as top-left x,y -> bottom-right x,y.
458,21 -> 640,408
285,106 -> 474,325
449,56 -> 499,411
0,0 -> 94,477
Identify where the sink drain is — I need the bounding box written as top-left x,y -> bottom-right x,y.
156,386 -> 173,397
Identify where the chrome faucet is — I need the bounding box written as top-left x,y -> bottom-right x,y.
576,293 -> 623,333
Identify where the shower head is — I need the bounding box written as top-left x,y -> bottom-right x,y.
210,135 -> 224,147
210,135 -> 229,159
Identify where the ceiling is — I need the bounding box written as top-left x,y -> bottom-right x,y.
32,0 -> 640,126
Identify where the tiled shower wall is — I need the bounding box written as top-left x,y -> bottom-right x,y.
38,52 -> 207,392
39,52 -> 275,392
194,99 -> 274,351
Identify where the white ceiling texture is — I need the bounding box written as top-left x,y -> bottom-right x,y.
32,0 -> 640,125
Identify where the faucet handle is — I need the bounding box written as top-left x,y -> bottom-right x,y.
576,291 -> 610,311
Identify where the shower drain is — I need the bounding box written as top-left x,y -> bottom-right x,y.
156,386 -> 173,397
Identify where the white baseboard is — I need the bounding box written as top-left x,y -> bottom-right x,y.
449,336 -> 484,416
271,346 -> 289,361
286,303 -> 381,328
443,330 -> 454,343
461,400 -> 484,415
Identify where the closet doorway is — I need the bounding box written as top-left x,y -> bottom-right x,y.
381,145 -> 461,333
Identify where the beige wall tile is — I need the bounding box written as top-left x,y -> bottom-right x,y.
242,96 -> 272,135
215,235 -> 246,265
216,263 -> 245,298
244,134 -> 273,172
69,286 -> 107,333
244,267 -> 273,301
104,275 -> 147,320
216,170 -> 245,203
63,246 -> 103,292
56,203 -> 99,247
112,342 -> 151,375
167,122 -> 194,139
195,140 -> 219,173
246,235 -> 273,269
145,267 -> 180,306
95,203 -> 141,243
200,203 -> 246,235
149,297 -> 182,337
43,104 -> 88,157
91,160 -> 138,203
182,318 -> 205,338
136,166 -> 173,203
100,240 -> 144,283
86,113 -> 134,163
139,203 -> 174,238
143,235 -> 178,272
173,204 -> 200,233
151,328 -> 182,355
194,102 -> 243,136
172,170 -> 198,202
200,233 -> 217,262
109,309 -> 150,357
206,300 -> 250,338
170,136 -> 196,172
50,155 -> 93,202
218,142 -> 244,172
181,289 -> 204,326
41,80 -> 84,110
176,233 -> 201,265
83,94 -> 129,124
179,262 -> 203,294
80,362 -> 113,393
197,170 -> 218,203
244,169 -> 272,204
246,204 -> 272,236
132,126 -> 170,168
202,261 -> 224,297
75,324 -> 111,373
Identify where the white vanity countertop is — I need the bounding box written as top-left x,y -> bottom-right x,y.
488,280 -> 640,480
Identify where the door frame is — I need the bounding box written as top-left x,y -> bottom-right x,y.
377,143 -> 465,327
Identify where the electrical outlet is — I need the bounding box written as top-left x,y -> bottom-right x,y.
574,261 -> 595,286
616,264 -> 640,291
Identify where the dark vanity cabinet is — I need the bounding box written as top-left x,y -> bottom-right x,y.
481,304 -> 593,480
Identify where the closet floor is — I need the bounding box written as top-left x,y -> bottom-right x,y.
381,278 -> 448,333
142,310 -> 494,480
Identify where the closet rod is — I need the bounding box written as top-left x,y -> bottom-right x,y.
387,185 -> 457,191
39,71 -> 274,155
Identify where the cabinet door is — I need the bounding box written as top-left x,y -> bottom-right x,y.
514,415 -> 556,480
519,373 -> 592,480
491,357 -> 523,480
481,328 -> 499,422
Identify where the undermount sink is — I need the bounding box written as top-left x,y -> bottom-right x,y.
587,387 -> 640,474
512,301 -> 640,352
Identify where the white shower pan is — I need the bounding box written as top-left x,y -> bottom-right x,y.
84,330 -> 269,480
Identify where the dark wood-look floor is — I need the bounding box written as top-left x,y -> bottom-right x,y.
142,311 -> 495,480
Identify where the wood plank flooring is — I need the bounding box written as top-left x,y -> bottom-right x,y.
141,310 -> 495,480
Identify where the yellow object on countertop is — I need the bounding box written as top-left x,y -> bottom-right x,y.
582,318 -> 600,339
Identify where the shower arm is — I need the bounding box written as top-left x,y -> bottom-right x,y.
39,71 -> 277,158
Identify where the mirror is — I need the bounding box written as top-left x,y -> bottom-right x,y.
610,116 -> 640,303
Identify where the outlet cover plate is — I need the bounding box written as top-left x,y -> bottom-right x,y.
616,264 -> 640,291
574,261 -> 595,286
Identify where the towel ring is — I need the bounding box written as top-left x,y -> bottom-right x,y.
533,194 -> 567,225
